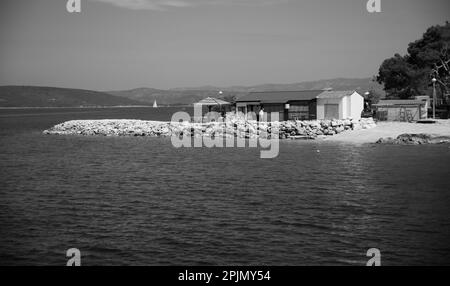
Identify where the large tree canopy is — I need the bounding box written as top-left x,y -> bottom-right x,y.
377,22 -> 450,101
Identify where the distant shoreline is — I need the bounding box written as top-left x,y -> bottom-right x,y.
0,105 -> 191,109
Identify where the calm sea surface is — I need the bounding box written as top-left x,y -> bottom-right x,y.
0,107 -> 449,265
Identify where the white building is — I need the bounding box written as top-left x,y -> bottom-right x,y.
235,89 -> 365,121
316,90 -> 364,120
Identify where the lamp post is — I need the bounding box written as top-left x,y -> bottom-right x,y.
218,91 -> 223,119
432,78 -> 437,119
364,91 -> 370,108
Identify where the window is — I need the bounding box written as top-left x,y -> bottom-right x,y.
288,105 -> 309,120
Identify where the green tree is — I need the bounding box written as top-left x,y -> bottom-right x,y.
377,54 -> 426,98
365,87 -> 383,104
376,22 -> 450,101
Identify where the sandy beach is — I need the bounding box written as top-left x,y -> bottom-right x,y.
324,120 -> 450,144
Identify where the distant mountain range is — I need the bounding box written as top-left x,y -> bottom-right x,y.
0,78 -> 384,107
106,88 -> 225,106
0,86 -> 145,107
107,78 -> 384,105
171,77 -> 383,93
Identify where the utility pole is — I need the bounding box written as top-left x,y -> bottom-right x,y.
432,78 -> 437,119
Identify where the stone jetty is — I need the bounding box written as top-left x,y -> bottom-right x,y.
44,117 -> 376,140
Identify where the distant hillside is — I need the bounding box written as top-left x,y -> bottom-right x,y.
106,88 -> 245,106
229,78 -> 385,94
108,78 -> 385,105
0,86 -> 146,107
0,78 -> 385,107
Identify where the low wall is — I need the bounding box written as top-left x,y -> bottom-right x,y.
44,118 -> 376,140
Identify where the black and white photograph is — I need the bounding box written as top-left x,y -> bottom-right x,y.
1,0 -> 450,272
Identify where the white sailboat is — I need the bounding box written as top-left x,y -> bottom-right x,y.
153,100 -> 158,108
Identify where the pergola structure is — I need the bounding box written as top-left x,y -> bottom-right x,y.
193,97 -> 231,122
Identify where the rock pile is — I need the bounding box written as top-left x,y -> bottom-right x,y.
275,117 -> 376,139
43,120 -> 172,137
44,117 -> 377,140
376,133 -> 450,145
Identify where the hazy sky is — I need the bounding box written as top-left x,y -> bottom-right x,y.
0,0 -> 449,90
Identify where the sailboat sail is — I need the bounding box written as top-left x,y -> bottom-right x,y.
153,100 -> 158,108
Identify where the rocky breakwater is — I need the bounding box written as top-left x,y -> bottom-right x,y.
276,117 -> 376,139
43,120 -> 172,137
43,118 -> 376,139
376,133 -> 450,145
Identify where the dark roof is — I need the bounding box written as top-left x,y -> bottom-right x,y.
193,97 -> 230,106
236,90 -> 323,104
317,90 -> 357,99
374,99 -> 426,106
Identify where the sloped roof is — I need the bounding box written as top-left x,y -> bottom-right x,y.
236,90 -> 323,104
316,90 -> 356,99
374,99 -> 426,106
194,97 -> 231,106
